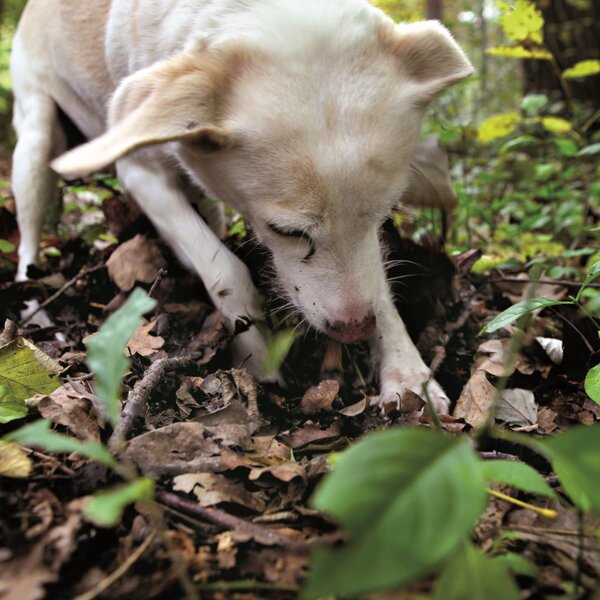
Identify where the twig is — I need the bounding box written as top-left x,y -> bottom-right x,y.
487,277 -> 600,290
155,490 -> 341,550
487,488 -> 557,519
20,264 -> 106,326
72,530 -> 157,600
109,354 -> 200,451
479,451 -> 520,461
0,319 -> 18,345
148,268 -> 167,299
196,580 -> 299,593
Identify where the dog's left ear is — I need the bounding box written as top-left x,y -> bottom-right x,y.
380,20 -> 474,96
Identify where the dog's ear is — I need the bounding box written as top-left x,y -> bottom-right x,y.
380,20 -> 474,96
51,52 -> 232,179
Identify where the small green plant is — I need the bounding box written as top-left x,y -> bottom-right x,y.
3,288 -> 157,526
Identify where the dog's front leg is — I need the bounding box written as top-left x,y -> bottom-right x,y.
116,156 -> 278,381
371,288 -> 450,415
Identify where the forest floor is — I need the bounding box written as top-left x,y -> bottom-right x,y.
0,163 -> 599,600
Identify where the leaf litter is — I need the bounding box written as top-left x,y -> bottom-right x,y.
0,170 -> 599,599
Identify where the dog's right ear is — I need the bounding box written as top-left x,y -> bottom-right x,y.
51,52 -> 233,179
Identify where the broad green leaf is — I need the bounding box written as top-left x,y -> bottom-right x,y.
494,552 -> 538,578
434,542 -> 520,600
499,135 -> 540,154
584,364 -> 600,404
553,138 -> 578,157
541,117 -> 572,134
480,459 -> 557,499
4,419 -> 117,469
0,239 -> 16,253
537,425 -> 600,514
477,113 -> 522,144
498,0 -> 545,44
487,45 -> 551,60
521,93 -> 548,114
481,297 -> 572,334
86,288 -> 156,426
84,478 -> 155,527
304,429 -> 487,599
0,390 -> 28,423
262,328 -> 296,374
0,338 -> 61,401
0,441 -> 33,478
562,59 -> 600,79
576,261 -> 600,301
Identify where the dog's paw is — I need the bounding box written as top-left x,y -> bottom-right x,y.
232,326 -> 283,385
374,371 -> 450,416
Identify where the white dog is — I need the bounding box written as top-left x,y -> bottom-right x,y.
11,0 -> 473,412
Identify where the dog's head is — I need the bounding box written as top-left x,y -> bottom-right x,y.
53,6 -> 473,343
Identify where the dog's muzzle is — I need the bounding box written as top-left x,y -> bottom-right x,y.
325,313 -> 376,344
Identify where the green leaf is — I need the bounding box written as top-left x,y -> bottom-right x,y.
0,384 -> 28,424
553,138 -> 579,157
4,419 -> 117,469
493,552 -> 538,578
584,364 -> 600,404
578,143 -> 600,157
477,112 -> 523,144
537,425 -> 600,514
541,116 -> 572,134
434,542 -> 520,600
304,429 -> 487,599
487,45 -> 551,60
0,239 -> 16,253
576,261 -> 600,301
480,459 -> 557,499
562,59 -> 600,79
481,297 -> 572,334
0,338 -> 61,401
262,328 -> 296,374
84,478 -> 155,527
498,0 -> 545,44
86,288 -> 156,426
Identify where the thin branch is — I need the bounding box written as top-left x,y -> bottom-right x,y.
20,264 -> 106,326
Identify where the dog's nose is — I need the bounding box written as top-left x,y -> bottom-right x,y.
325,313 -> 376,344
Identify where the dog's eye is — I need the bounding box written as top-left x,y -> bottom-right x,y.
268,223 -> 315,261
268,223 -> 307,239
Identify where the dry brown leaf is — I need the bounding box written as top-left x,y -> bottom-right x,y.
106,234 -> 164,291
38,383 -> 100,441
300,380 -> 339,414
497,388 -> 538,427
279,422 -> 342,450
537,407 -> 558,433
453,370 -> 497,427
0,441 -> 32,478
172,473 -> 268,511
127,320 -> 165,356
249,461 -> 307,484
337,395 -> 368,416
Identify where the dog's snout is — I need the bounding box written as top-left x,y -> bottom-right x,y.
326,313 -> 376,344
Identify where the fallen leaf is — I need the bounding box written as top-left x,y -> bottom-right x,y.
497,388 -> 538,427
300,380 -> 339,414
337,396 -> 368,417
38,383 -> 100,441
453,370 -> 497,427
537,407 -> 558,433
172,473 -> 268,511
279,422 -> 342,450
127,320 -> 165,356
106,234 -> 164,291
536,336 -> 564,365
0,337 -> 62,402
0,441 -> 32,478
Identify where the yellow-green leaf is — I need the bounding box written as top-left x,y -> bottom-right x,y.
0,441 -> 33,478
541,117 -> 572,134
562,59 -> 600,79
498,0 -> 545,44
477,112 -> 523,144
0,338 -> 61,402
487,45 -> 551,60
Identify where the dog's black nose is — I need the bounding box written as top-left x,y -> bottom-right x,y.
325,313 -> 376,344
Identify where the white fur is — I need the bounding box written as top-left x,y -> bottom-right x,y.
12,0 -> 473,410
